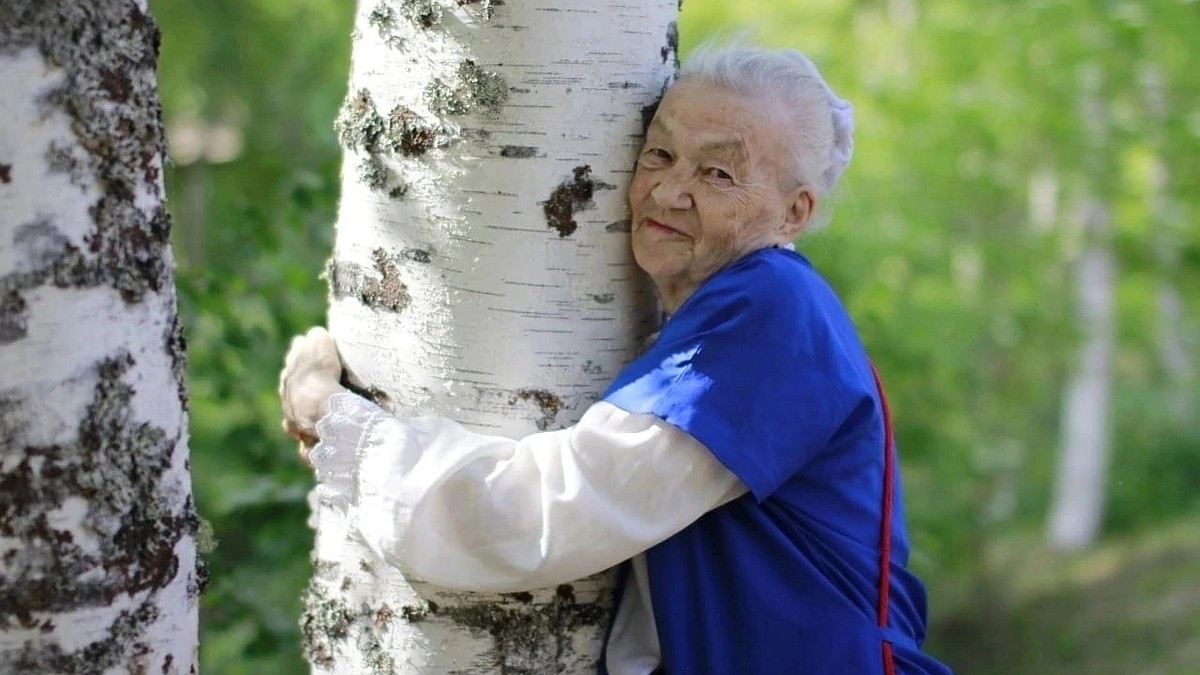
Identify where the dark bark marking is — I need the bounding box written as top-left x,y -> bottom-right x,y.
435,584 -> 609,672
605,219 -> 632,233
385,105 -> 441,156
640,78 -> 671,136
0,289 -> 29,344
166,311 -> 189,410
99,67 -> 132,101
590,293 -> 615,304
0,163 -> 11,183
340,372 -> 391,408
400,247 -> 432,264
511,388 -> 565,430
661,21 -> 679,69
641,99 -> 661,135
542,165 -> 611,237
499,145 -> 537,158
400,601 -> 434,623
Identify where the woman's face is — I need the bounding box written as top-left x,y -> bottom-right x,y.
629,77 -> 814,312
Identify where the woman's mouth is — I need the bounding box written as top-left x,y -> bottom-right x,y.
646,219 -> 686,236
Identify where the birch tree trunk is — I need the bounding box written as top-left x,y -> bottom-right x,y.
305,1 -> 674,673
1047,62 -> 1116,551
0,2 -> 199,673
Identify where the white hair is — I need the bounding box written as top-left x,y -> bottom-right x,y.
680,44 -> 854,198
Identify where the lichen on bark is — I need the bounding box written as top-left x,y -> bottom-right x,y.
424,59 -> 509,119
399,0 -> 442,29
3,598 -> 162,673
1,2 -> 194,670
456,0 -> 504,21
300,577 -> 355,668
1,0 -> 178,335
326,249 -> 412,313
2,0 -> 172,275
0,355 -> 196,670
336,89 -> 388,152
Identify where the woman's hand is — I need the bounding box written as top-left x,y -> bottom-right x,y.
279,326 -> 346,464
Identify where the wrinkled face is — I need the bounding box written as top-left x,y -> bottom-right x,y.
629,77 -> 812,312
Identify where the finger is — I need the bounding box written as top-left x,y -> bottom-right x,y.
282,418 -> 319,445
284,335 -> 301,365
298,441 -> 314,468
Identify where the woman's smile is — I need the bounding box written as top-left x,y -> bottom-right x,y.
645,218 -> 688,236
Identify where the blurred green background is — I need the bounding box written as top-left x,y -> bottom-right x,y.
149,0 -> 1200,673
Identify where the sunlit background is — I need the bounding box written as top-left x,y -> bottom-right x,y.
148,0 -> 1200,672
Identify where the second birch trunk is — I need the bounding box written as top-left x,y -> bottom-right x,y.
305,1 -> 676,672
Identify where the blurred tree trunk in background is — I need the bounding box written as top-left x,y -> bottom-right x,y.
305,1 -> 673,672
0,1 -> 199,673
1047,62 -> 1116,551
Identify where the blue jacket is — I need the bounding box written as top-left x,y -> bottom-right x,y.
601,247 -> 952,675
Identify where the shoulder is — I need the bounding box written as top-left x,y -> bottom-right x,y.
668,247 -> 850,344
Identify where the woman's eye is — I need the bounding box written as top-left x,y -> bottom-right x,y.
642,148 -> 671,163
706,167 -> 733,181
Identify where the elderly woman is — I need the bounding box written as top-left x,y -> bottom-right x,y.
281,46 -> 952,675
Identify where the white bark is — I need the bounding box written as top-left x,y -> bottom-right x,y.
1046,201 -> 1116,550
1046,64 -> 1116,551
0,2 -> 198,673
307,1 -> 675,672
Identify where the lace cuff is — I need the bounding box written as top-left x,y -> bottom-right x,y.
310,392 -> 386,500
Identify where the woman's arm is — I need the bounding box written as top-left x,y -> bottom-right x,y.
310,392 -> 746,593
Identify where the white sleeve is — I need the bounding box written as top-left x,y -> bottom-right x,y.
309,392 -> 747,593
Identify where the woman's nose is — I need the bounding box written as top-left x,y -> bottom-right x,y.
650,171 -> 694,210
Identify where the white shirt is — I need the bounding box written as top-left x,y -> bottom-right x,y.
310,392 -> 747,674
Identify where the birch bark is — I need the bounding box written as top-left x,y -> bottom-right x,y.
306,1 -> 675,673
0,1 -> 198,673
1046,62 -> 1116,551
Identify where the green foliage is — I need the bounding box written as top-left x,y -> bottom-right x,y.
150,0 -> 352,671
152,0 -> 1199,672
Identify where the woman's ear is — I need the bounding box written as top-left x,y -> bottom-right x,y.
780,186 -> 816,239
